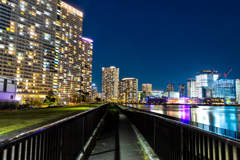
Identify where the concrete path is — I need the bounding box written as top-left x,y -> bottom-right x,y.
89,112 -> 148,160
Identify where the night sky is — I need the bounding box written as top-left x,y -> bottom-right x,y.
65,0 -> 240,92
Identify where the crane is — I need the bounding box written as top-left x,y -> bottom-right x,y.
224,69 -> 232,79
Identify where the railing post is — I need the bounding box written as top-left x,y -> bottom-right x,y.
153,117 -> 156,152
180,126 -> 183,160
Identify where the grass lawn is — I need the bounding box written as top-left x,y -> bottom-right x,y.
0,104 -> 101,135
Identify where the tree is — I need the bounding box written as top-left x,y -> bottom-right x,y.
44,90 -> 58,106
95,97 -> 101,103
76,90 -> 89,103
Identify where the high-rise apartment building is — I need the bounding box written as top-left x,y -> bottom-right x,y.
0,0 -> 61,99
178,84 -> 185,97
102,66 -> 119,101
167,83 -> 174,92
196,70 -> 218,98
58,2 -> 84,101
187,78 -> 196,98
142,83 -> 152,96
119,78 -> 138,102
81,37 -> 93,93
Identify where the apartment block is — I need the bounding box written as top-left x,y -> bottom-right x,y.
102,66 -> 119,101
119,78 -> 138,102
0,0 -> 61,99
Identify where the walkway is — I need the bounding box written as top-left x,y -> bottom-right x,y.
89,111 -> 148,160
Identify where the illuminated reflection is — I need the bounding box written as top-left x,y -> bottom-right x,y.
126,104 -> 239,132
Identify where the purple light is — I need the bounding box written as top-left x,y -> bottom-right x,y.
82,37 -> 93,43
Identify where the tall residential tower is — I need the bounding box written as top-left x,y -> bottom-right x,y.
102,66 -> 119,101
119,78 -> 138,102
187,78 -> 196,98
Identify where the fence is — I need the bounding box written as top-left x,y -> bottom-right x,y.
0,104 -> 109,160
118,105 -> 240,160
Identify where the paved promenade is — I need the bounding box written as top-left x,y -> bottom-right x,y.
89,111 -> 148,160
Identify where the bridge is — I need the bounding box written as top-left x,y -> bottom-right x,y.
0,104 -> 239,160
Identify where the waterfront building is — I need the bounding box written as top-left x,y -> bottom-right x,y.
196,70 -> 218,98
118,78 -> 138,102
0,0 -> 61,99
178,84 -> 186,97
58,2 -> 90,102
142,83 -> 152,96
0,76 -> 17,101
97,93 -> 102,99
102,66 -> 119,101
150,90 -> 163,98
187,78 -> 196,98
236,79 -> 240,104
167,83 -> 174,92
212,79 -> 236,100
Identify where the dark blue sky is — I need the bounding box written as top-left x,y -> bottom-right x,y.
66,0 -> 240,92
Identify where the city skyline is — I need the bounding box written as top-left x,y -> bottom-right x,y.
66,0 -> 240,92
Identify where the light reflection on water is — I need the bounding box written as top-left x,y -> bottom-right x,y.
126,104 -> 240,132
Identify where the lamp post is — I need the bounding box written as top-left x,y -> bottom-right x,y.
90,83 -> 95,108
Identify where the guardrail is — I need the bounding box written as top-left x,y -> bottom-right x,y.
0,104 -> 109,160
118,105 -> 240,160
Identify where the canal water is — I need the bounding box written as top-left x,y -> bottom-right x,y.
126,104 -> 240,132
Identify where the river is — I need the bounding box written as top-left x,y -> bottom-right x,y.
126,104 -> 240,132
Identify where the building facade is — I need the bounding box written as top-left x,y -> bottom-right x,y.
142,83 -> 152,96
167,83 -> 174,92
118,78 -> 138,102
58,2 -> 86,102
187,78 -> 196,98
0,76 -> 17,101
102,66 -> 119,101
212,79 -> 236,100
178,84 -> 185,97
92,87 -> 97,100
236,79 -> 240,104
196,70 -> 218,98
0,0 -> 61,99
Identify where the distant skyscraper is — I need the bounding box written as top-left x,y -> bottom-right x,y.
178,84 -> 186,97
167,83 -> 174,92
212,79 -> 236,99
142,83 -> 152,96
187,78 -> 197,98
196,70 -> 218,98
236,79 -> 240,104
102,66 -> 119,101
119,78 -> 138,102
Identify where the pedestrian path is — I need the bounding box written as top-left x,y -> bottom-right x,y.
89,111 -> 148,160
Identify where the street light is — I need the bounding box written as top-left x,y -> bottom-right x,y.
90,83 -> 95,108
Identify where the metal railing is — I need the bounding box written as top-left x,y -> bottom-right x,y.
0,104 -> 109,160
118,105 -> 240,160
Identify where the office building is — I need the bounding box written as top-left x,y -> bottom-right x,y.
102,66 -> 119,101
0,0 -> 61,98
150,90 -> 163,98
178,84 -> 185,97
119,78 -> 138,102
212,79 -> 236,99
142,83 -> 152,96
187,78 -> 196,98
236,79 -> 240,104
196,70 -> 218,98
167,83 -> 174,92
